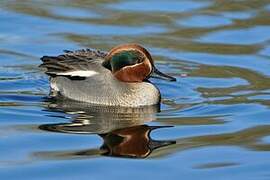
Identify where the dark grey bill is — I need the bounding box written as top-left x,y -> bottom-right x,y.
150,67 -> 176,81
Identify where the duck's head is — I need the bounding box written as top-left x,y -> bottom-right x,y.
103,44 -> 176,83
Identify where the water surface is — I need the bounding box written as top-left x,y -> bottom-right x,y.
1,0 -> 270,179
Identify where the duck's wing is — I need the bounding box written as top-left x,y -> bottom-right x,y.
40,49 -> 108,78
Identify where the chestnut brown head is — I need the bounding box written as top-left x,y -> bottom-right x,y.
103,44 -> 176,83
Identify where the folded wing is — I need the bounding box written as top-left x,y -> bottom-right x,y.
40,49 -> 108,78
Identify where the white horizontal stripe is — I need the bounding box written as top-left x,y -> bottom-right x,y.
57,70 -> 98,77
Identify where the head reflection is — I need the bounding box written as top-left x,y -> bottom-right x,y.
100,125 -> 175,158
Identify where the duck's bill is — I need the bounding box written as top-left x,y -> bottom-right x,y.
148,125 -> 176,150
149,139 -> 176,150
150,67 -> 176,81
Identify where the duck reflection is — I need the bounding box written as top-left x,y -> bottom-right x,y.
37,99 -> 175,159
100,125 -> 175,158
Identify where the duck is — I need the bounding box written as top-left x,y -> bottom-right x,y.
40,43 -> 176,107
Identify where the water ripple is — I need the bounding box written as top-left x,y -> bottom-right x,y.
0,0 -> 270,179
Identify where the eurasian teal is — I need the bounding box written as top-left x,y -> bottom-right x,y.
40,44 -> 176,107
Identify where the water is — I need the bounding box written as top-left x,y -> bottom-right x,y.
1,0 -> 270,179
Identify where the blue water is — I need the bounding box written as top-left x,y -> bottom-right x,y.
1,0 -> 270,179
